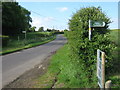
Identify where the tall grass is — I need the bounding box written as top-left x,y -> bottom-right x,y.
34,44 -> 98,88
109,29 -> 120,72
1,32 -> 55,55
105,29 -> 120,88
109,29 -> 119,45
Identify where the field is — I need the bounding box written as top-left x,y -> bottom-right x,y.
1,32 -> 56,55
109,29 -> 119,45
108,29 -> 120,88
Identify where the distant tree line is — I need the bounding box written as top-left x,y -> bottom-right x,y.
2,2 -> 32,36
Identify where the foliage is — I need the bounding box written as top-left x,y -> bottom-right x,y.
29,26 -> 36,32
47,28 -> 52,32
65,6 -> 117,87
0,2 -> 1,35
108,29 -> 120,75
2,2 -> 32,35
1,32 -> 55,55
38,27 -> 44,32
69,6 -> 111,34
108,75 -> 120,88
0,35 -> 9,46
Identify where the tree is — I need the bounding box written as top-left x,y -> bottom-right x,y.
46,28 -> 52,32
2,2 -> 32,35
29,26 -> 36,32
38,27 -> 44,32
69,6 -> 111,34
64,29 -> 68,31
20,7 -> 32,32
0,2 -> 1,35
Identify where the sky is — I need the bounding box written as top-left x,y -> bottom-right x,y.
18,1 -> 119,31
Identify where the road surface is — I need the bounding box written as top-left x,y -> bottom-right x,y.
1,34 -> 67,88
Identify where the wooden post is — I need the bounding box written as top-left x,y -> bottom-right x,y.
101,52 -> 105,88
89,20 -> 91,41
25,32 -> 26,40
18,36 -> 20,41
105,80 -> 112,90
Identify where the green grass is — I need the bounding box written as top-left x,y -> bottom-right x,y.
34,44 -> 98,88
107,29 -> 120,88
33,72 -> 57,88
1,32 -> 56,55
109,29 -> 119,45
33,44 -> 69,88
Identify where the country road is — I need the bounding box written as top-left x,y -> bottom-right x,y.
1,34 -> 67,88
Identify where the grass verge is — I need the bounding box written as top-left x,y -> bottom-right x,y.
33,44 -> 69,88
33,44 -> 98,88
107,29 -> 120,88
1,35 -> 56,55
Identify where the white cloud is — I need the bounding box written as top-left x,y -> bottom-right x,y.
44,17 -> 55,22
31,16 -> 55,31
31,17 -> 42,31
56,7 -> 68,12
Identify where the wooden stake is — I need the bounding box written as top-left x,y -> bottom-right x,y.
102,52 -> 105,88
105,80 -> 112,89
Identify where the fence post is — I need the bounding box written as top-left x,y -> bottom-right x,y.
18,36 -> 20,41
105,80 -> 112,90
102,52 -> 105,88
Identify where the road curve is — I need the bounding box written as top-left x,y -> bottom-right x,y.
2,34 -> 67,87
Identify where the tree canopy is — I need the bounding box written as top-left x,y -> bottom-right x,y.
38,27 -> 44,32
29,26 -> 36,32
69,6 -> 111,34
2,2 -> 32,35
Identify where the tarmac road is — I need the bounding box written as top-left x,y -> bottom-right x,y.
1,34 -> 67,88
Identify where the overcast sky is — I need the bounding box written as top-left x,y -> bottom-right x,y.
18,1 -> 119,31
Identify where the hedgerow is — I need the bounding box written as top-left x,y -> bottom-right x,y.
64,6 -> 117,87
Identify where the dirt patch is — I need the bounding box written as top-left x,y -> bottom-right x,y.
3,51 -> 56,88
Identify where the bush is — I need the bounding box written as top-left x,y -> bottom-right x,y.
65,6 -> 117,87
0,35 -> 9,47
68,6 -> 111,33
65,30 -> 116,87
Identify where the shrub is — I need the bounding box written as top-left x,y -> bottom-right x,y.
65,6 -> 117,87
68,6 -> 111,34
0,35 -> 9,47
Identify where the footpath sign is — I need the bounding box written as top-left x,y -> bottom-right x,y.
22,31 -> 26,33
97,49 -> 105,88
88,20 -> 106,41
91,21 -> 105,27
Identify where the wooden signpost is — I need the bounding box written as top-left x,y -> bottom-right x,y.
97,49 -> 105,88
91,21 -> 105,28
88,20 -> 105,41
22,31 -> 27,39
